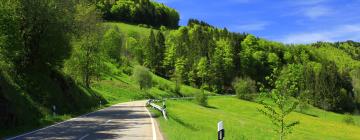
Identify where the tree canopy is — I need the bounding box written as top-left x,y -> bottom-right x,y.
97,0 -> 180,28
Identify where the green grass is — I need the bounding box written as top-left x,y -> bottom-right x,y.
2,62 -> 207,138
155,96 -> 360,140
103,22 -> 153,38
93,63 -> 214,104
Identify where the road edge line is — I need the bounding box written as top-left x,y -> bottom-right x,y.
145,105 -> 157,140
5,102 -> 122,140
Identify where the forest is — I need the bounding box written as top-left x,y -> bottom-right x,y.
140,18 -> 360,113
1,0 -> 360,138
97,0 -> 180,28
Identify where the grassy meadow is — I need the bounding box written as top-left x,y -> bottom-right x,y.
154,96 -> 360,140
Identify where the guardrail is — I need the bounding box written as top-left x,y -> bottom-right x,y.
147,100 -> 168,120
147,95 -> 236,121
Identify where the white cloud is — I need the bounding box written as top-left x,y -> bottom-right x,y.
291,0 -> 327,5
232,22 -> 269,32
282,24 -> 360,44
285,0 -> 333,20
302,6 -> 332,19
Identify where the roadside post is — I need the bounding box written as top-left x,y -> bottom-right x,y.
162,100 -> 166,109
52,105 -> 56,116
218,121 -> 225,140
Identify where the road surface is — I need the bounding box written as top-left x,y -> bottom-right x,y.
7,101 -> 164,140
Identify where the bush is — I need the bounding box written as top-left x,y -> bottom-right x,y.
195,91 -> 208,106
343,113 -> 355,125
158,82 -> 171,91
122,66 -> 133,75
133,65 -> 152,90
232,77 -> 257,100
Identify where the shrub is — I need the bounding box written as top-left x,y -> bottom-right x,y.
232,77 -> 257,100
343,113 -> 355,125
195,91 -> 208,106
133,65 -> 152,90
158,82 -> 171,91
122,66 -> 133,75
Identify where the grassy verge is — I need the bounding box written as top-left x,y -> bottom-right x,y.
155,96 -> 360,140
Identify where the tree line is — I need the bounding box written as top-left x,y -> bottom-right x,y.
97,0 -> 180,28
137,19 -> 360,113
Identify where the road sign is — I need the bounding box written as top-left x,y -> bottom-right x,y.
218,121 -> 225,140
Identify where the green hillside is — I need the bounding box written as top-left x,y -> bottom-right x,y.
1,0 -> 360,139
154,97 -> 360,140
103,22 -> 153,38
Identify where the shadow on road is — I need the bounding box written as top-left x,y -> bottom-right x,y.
16,104 -> 151,140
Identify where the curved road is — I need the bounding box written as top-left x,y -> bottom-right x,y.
7,101 -> 164,140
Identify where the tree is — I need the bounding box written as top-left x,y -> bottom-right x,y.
133,65 -> 153,90
232,77 -> 257,100
144,30 -> 157,69
195,90 -> 208,106
196,57 -> 210,88
64,3 -> 105,88
351,69 -> 360,107
126,37 -> 143,64
172,57 -> 186,95
154,31 -> 166,75
211,39 -> 234,92
99,0 -> 179,28
259,65 -> 301,140
0,0 -> 76,72
102,26 -> 122,62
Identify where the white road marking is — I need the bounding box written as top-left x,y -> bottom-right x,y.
145,105 -> 157,140
78,134 -> 89,140
104,120 -> 111,124
6,101 -> 159,140
6,105 -> 113,140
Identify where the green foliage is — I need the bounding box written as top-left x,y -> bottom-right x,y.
157,82 -> 171,92
302,60 -> 357,111
343,113 -> 355,125
108,20 -> 359,114
211,39 -> 234,92
133,65 -> 153,90
64,3 -> 107,88
144,30 -> 166,75
194,90 -> 208,107
144,30 -> 156,68
232,77 -> 257,100
351,69 -> 360,109
156,97 -> 360,140
171,58 -> 186,95
0,0 -> 75,71
259,66 -> 301,140
196,57 -> 210,88
102,26 -> 123,62
0,1 -> 112,137
154,31 -> 166,74
97,0 -> 179,28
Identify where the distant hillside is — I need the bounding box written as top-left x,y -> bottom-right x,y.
97,0 -> 180,28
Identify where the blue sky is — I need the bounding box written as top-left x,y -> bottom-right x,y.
156,0 -> 360,44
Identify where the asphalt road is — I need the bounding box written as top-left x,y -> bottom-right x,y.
7,101 -> 164,140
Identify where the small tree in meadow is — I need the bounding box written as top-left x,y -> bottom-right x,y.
133,66 -> 153,90
259,65 -> 302,140
232,77 -> 257,100
195,90 -> 208,107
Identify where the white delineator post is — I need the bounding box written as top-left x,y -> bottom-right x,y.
218,121 -> 225,140
52,105 -> 56,116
